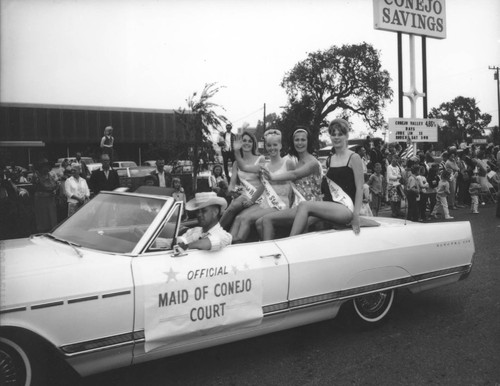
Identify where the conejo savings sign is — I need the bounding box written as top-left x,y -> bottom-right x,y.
373,0 -> 446,39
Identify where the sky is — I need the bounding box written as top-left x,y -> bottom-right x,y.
1,0 -> 499,139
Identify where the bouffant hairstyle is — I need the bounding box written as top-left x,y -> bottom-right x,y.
240,131 -> 258,157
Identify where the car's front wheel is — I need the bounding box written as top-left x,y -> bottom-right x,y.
352,289 -> 395,325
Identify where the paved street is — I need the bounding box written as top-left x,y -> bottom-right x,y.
77,203 -> 500,386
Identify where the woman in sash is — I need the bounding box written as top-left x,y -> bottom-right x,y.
256,127 -> 323,241
289,119 -> 364,235
230,129 -> 292,243
219,131 -> 265,230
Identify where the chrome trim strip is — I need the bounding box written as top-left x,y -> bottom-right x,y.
102,290 -> 131,299
0,306 -> 27,314
61,332 -> 135,355
68,296 -> 99,304
31,301 -> 64,310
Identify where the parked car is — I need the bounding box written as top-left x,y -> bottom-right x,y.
112,161 -> 138,169
142,160 -> 157,167
0,188 -> 475,384
56,157 -> 94,167
116,166 -> 156,190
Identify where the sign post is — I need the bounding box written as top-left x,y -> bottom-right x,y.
373,0 -> 446,151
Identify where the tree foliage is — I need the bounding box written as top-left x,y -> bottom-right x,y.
176,83 -> 227,190
429,96 -> 492,147
280,42 -> 393,147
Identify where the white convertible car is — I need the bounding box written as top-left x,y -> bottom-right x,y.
0,189 -> 475,385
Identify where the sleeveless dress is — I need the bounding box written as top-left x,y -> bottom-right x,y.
293,161 -> 323,202
266,160 -> 291,208
322,153 -> 356,205
237,157 -> 263,199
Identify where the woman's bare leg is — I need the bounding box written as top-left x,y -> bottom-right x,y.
290,201 -> 352,236
258,207 -> 298,240
235,208 -> 275,242
220,195 -> 247,230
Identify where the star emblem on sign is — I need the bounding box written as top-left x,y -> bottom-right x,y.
164,267 -> 179,283
231,265 -> 239,275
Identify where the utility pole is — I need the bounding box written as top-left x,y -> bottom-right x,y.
489,65 -> 500,129
263,103 -> 266,131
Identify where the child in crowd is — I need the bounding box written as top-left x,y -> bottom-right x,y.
432,170 -> 453,220
360,174 -> 373,216
368,162 -> 383,216
416,165 -> 429,221
468,176 -> 481,214
405,165 -> 420,222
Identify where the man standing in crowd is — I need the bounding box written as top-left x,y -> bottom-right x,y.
177,192 -> 232,251
90,153 -> 119,195
65,164 -> 90,217
218,123 -> 235,181
73,152 -> 90,180
150,158 -> 172,188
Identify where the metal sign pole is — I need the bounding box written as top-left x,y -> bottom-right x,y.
403,34 -> 425,156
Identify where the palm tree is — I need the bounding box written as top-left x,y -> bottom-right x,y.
176,83 -> 227,192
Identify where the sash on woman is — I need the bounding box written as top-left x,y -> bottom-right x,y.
325,176 -> 354,212
239,178 -> 264,205
290,184 -> 306,208
261,179 -> 287,210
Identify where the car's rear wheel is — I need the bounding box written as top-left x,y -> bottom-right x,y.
0,336 -> 32,386
352,289 -> 395,325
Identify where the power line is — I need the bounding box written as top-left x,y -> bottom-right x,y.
231,106 -> 264,124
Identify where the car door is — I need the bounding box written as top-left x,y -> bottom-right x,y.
131,205 -> 289,363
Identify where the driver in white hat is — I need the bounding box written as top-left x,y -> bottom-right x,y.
177,192 -> 232,251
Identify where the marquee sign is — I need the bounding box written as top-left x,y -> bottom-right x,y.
388,117 -> 440,142
373,0 -> 446,39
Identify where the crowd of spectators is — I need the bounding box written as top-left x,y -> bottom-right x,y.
361,139 -> 500,220
1,139 -> 499,240
0,153 -> 120,240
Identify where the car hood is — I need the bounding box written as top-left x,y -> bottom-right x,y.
1,236 -> 84,277
0,236 -> 105,309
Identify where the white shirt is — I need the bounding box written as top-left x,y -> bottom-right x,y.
180,223 -> 232,251
387,164 -> 402,185
224,132 -> 232,151
65,176 -> 90,203
157,171 -> 166,187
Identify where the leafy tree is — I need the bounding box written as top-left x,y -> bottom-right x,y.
488,125 -> 500,145
280,42 -> 393,148
176,83 -> 227,191
429,96 -> 492,148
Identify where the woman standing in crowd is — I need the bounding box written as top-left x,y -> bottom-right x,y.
445,148 -> 460,209
426,163 -> 440,219
256,127 -> 323,241
288,119 -> 364,236
219,131 -> 265,230
230,130 -> 292,243
386,155 -> 403,218
209,164 -> 227,194
32,158 -> 59,232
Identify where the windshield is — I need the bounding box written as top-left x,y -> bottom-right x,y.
52,193 -> 168,253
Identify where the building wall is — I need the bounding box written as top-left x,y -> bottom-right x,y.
0,103 -> 196,165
